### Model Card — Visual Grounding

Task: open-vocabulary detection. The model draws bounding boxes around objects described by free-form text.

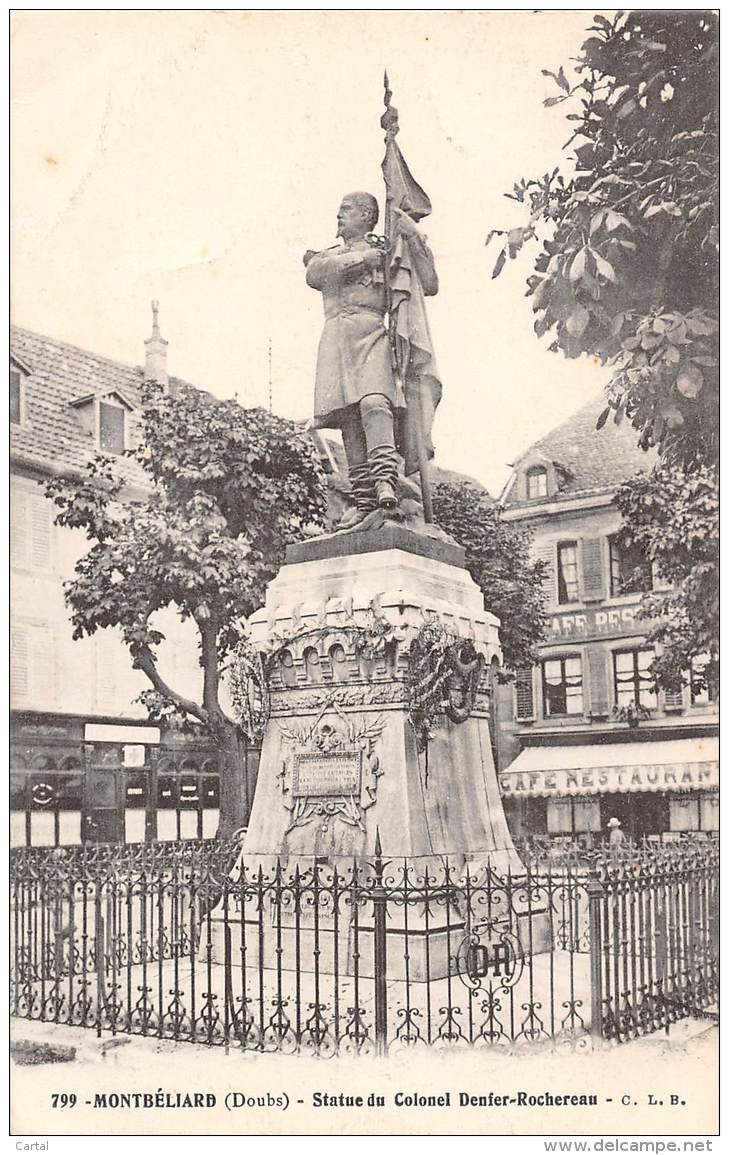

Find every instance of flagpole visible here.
[381,72,434,524]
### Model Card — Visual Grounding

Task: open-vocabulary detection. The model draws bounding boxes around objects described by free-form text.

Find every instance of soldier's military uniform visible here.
[305,238,403,516]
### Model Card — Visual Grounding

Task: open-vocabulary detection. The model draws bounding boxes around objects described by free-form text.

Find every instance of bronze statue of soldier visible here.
[304,191,438,532]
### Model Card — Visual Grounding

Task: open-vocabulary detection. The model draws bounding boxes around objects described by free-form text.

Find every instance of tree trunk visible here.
[134,639,253,841]
[215,717,250,839]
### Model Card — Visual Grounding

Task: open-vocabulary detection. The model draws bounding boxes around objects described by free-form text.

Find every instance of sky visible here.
[10,10,610,496]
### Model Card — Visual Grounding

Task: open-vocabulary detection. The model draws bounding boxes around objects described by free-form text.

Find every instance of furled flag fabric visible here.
[389,234,442,476]
[381,137,432,222]
[381,77,442,476]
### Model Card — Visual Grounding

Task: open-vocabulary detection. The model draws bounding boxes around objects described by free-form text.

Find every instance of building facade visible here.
[10,322,262,847]
[496,396,718,847]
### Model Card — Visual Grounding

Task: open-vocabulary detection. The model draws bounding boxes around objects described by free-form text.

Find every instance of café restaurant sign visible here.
[500,762,718,798]
[547,602,644,641]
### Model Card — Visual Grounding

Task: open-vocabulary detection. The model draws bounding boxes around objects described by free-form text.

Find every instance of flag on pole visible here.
[381,73,432,221]
[381,73,442,485]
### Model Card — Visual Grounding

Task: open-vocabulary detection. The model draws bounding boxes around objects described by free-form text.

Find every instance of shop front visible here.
[500,736,718,846]
[10,711,262,847]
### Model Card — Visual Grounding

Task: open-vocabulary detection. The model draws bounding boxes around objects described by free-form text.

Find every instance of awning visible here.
[500,737,718,798]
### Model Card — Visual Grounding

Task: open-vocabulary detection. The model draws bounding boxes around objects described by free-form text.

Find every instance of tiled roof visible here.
[501,393,657,508]
[10,325,177,486]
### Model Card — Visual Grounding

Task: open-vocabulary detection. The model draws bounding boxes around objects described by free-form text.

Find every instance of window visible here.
[557,542,579,604]
[547,798,572,835]
[701,792,718,832]
[546,798,603,838]
[526,467,548,499]
[10,368,22,425]
[669,796,699,833]
[542,656,583,716]
[609,536,652,597]
[573,799,601,833]
[99,402,125,453]
[613,649,657,709]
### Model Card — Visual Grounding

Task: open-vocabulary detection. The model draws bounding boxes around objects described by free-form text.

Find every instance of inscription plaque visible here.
[293,750,362,798]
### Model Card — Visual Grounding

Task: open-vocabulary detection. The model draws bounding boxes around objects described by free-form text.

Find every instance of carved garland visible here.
[231,609,487,758]
[407,620,485,753]
[229,636,271,743]
[270,682,408,714]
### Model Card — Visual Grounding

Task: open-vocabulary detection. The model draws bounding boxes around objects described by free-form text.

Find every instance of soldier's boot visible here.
[368,445,400,510]
[335,462,378,530]
[359,395,399,511]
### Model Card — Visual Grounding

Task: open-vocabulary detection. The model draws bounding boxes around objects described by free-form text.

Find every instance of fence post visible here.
[587,868,605,1044]
[372,829,388,1057]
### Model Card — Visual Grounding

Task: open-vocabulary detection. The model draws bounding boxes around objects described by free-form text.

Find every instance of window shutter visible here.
[10,369,22,424]
[11,491,28,568]
[31,626,56,705]
[30,496,51,569]
[12,625,55,706]
[580,537,605,601]
[533,544,556,608]
[11,628,29,700]
[586,645,610,716]
[514,667,535,720]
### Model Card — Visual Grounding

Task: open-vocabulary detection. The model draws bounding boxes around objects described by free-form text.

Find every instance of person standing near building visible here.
[607,816,626,855]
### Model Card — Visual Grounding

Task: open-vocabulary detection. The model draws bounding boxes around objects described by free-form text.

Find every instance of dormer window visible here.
[526,466,548,499]
[70,388,134,455]
[99,401,126,454]
[10,354,31,426]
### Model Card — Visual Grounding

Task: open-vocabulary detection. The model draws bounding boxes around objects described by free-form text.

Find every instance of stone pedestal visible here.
[213,527,531,981]
[243,525,521,874]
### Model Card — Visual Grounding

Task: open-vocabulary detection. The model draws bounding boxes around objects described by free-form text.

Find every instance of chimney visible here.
[144,300,173,394]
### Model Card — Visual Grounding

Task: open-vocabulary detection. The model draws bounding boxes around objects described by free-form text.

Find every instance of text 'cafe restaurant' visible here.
[499,736,719,843]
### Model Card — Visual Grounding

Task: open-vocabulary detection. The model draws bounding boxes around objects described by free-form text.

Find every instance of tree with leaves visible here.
[613,462,718,696]
[432,481,547,672]
[488,10,718,692]
[47,382,327,837]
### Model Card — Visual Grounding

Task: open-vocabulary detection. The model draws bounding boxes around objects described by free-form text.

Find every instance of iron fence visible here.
[10,837,718,1056]
[591,840,719,1040]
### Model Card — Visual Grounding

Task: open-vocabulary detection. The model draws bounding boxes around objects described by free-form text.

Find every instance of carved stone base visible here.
[242,531,521,872]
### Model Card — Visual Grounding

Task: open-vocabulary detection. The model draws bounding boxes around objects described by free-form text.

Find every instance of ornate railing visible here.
[9,837,718,1055]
